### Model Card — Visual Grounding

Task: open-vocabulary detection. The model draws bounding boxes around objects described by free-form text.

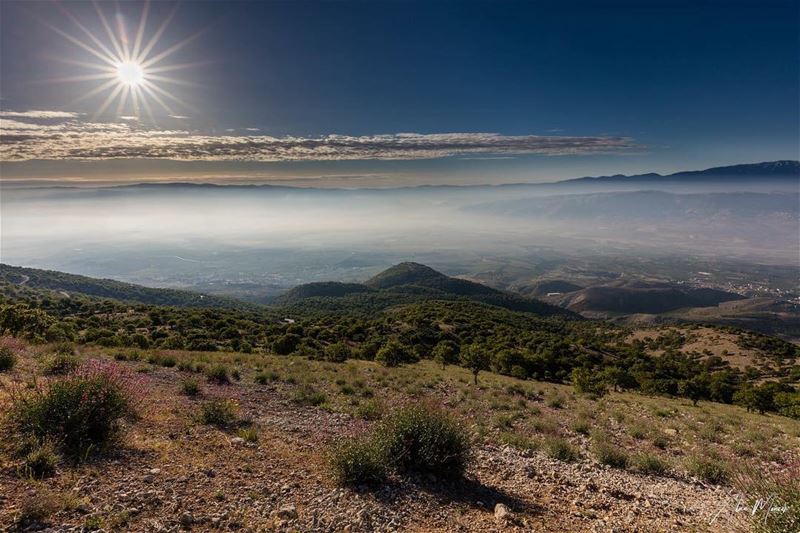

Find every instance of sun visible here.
[116,61,145,87]
[44,2,202,121]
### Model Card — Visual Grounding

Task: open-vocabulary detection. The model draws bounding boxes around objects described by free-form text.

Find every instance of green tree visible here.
[678,374,709,406]
[460,344,490,385]
[324,341,351,363]
[601,366,636,392]
[572,367,608,397]
[432,340,458,369]
[375,339,406,367]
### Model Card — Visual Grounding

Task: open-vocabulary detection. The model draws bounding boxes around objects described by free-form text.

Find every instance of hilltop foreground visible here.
[3,343,798,532]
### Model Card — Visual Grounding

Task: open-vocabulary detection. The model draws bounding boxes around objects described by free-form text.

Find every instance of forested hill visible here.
[0,264,252,310]
[279,262,578,318]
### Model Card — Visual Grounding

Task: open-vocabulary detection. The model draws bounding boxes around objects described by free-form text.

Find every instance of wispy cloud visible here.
[1,112,637,162]
[0,110,81,119]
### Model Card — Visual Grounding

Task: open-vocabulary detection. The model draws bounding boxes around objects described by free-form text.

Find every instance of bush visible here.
[9,360,143,460]
[570,418,591,436]
[378,405,470,478]
[543,436,580,462]
[200,398,238,428]
[52,341,76,356]
[237,426,259,443]
[43,354,80,375]
[687,455,728,485]
[206,364,230,385]
[292,386,327,406]
[254,370,279,384]
[633,453,669,476]
[328,436,388,486]
[22,441,60,479]
[592,433,629,469]
[355,398,384,420]
[0,346,17,372]
[735,455,799,533]
[181,378,200,396]
[546,396,565,409]
[327,404,471,486]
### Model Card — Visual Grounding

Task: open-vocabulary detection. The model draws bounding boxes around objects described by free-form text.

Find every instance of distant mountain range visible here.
[3,161,797,191]
[561,160,799,185]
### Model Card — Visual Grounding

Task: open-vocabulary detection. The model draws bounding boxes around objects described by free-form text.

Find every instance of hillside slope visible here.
[0,264,252,310]
[284,262,578,318]
[550,281,745,314]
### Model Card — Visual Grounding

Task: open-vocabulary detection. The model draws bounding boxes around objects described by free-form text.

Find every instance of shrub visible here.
[237,426,259,443]
[9,360,143,460]
[0,346,17,372]
[22,441,60,479]
[200,398,238,428]
[543,436,579,462]
[570,418,591,436]
[734,455,799,533]
[634,453,669,476]
[497,431,539,452]
[53,341,76,356]
[378,405,471,478]
[546,396,564,409]
[206,364,230,385]
[627,423,647,440]
[328,436,388,486]
[687,455,728,485]
[592,433,629,469]
[43,354,80,375]
[292,386,327,407]
[160,356,177,368]
[17,490,62,528]
[181,378,200,396]
[254,370,279,384]
[356,399,384,420]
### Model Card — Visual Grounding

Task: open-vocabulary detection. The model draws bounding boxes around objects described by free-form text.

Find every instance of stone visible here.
[277,504,298,520]
[494,503,513,523]
[231,437,245,445]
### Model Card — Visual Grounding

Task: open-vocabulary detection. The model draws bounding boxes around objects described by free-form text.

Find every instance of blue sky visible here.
[1,0,797,185]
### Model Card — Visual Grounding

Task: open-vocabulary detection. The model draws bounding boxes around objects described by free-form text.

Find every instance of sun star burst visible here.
[45,1,203,122]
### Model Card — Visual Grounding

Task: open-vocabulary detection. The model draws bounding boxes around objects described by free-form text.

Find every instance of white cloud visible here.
[0,110,81,119]
[0,114,636,162]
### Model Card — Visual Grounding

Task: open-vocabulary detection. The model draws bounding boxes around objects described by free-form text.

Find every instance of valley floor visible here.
[3,346,796,532]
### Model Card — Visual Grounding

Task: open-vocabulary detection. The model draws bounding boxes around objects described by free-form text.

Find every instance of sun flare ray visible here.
[48,2,195,121]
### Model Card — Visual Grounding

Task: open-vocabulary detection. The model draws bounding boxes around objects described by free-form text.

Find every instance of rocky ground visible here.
[1,355,753,533]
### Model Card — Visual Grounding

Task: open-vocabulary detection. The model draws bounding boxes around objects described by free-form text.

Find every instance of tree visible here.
[734,382,778,414]
[601,366,637,392]
[375,339,406,367]
[460,344,490,385]
[572,367,608,397]
[678,374,709,406]
[324,341,351,363]
[432,340,458,369]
